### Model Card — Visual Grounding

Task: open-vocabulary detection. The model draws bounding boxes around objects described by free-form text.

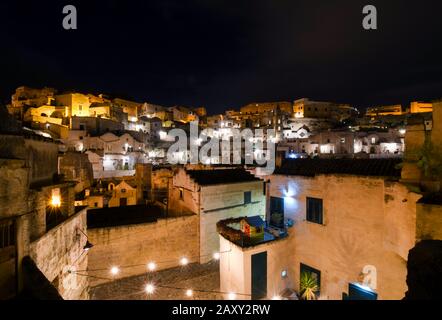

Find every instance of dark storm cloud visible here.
[0,0,442,113]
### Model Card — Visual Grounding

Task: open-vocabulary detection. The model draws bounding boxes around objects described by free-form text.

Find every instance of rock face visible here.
[405,240,442,300]
[0,104,21,133]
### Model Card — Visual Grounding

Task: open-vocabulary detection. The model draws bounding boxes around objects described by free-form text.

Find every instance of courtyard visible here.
[90,261,222,300]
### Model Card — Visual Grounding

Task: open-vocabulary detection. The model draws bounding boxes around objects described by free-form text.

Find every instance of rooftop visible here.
[275,158,402,178]
[186,168,261,186]
[87,205,162,229]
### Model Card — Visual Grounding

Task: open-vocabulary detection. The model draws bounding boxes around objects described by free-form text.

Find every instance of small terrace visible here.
[216,216,288,248]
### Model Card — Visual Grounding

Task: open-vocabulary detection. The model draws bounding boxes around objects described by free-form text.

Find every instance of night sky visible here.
[1,0,442,114]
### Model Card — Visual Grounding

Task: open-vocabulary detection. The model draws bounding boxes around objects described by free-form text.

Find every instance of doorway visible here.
[251,252,267,300]
[120,198,128,206]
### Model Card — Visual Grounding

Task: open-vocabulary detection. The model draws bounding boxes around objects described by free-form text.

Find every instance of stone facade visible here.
[265,173,423,300]
[29,209,89,300]
[169,168,266,263]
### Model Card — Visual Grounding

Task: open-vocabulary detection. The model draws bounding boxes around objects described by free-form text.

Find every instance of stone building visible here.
[79,180,137,209]
[240,102,293,115]
[366,104,404,117]
[170,106,199,123]
[293,98,357,121]
[9,86,57,119]
[409,101,433,114]
[0,128,89,300]
[55,93,91,118]
[279,128,405,159]
[219,157,442,300]
[169,168,266,263]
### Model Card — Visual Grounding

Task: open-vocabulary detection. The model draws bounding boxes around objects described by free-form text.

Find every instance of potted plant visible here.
[300,272,319,300]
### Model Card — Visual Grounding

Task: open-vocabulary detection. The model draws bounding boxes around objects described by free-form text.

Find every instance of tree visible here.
[300,272,319,300]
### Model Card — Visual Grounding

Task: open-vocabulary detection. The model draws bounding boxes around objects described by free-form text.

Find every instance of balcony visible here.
[216,216,288,248]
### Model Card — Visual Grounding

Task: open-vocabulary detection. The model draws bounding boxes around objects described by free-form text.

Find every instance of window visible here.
[244,191,252,205]
[306,197,323,224]
[0,220,15,249]
[270,197,284,228]
[79,105,83,111]
[263,181,267,196]
[340,137,346,143]
[179,188,184,200]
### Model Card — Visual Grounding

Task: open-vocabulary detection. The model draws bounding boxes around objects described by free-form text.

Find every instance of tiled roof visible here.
[275,158,402,178]
[186,169,261,186]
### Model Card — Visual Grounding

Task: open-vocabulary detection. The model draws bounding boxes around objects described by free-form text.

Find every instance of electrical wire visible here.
[73,272,251,299]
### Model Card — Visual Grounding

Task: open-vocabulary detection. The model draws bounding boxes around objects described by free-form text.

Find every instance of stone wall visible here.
[219,235,294,300]
[87,215,199,287]
[200,181,266,263]
[29,209,89,300]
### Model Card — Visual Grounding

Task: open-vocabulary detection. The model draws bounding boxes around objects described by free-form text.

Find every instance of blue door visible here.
[251,252,267,300]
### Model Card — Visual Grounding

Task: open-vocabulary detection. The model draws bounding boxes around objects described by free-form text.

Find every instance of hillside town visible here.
[1,86,441,300]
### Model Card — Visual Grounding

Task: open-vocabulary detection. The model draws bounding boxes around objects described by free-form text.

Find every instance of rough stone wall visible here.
[29,209,89,300]
[59,151,94,193]
[87,215,199,287]
[416,203,442,241]
[24,139,59,187]
[268,174,420,300]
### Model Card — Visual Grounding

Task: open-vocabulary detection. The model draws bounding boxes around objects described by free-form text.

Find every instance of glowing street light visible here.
[147,262,156,272]
[228,292,236,300]
[272,295,282,300]
[213,252,221,260]
[185,289,193,298]
[110,266,120,276]
[180,257,189,266]
[145,283,155,295]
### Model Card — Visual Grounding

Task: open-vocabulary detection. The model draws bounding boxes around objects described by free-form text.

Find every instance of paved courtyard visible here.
[90,261,222,300]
